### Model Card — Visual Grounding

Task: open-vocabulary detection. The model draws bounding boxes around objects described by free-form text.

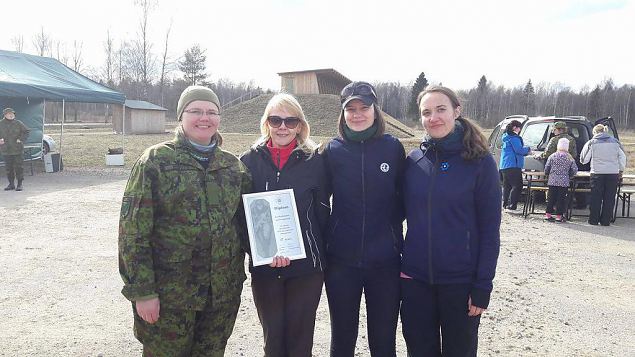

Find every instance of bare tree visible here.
[11,35,24,53]
[158,20,174,107]
[132,0,158,99]
[53,40,69,65]
[102,31,116,86]
[32,27,52,56]
[72,40,84,72]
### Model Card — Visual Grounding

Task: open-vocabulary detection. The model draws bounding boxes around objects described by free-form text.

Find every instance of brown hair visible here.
[418,86,489,161]
[337,103,385,139]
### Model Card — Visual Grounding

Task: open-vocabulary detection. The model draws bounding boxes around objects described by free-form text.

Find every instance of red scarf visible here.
[266,138,297,169]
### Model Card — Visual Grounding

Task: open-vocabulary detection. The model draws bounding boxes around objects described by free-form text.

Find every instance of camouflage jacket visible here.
[118,130,251,310]
[0,118,30,155]
[541,133,576,160]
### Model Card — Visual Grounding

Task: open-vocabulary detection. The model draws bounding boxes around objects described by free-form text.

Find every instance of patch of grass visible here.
[44,127,635,174]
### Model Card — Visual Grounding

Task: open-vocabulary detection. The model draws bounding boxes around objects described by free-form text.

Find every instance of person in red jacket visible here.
[240,93,330,357]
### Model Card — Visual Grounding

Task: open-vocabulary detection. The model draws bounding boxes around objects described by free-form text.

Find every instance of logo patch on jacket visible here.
[120,196,133,219]
[380,162,390,172]
[440,162,450,171]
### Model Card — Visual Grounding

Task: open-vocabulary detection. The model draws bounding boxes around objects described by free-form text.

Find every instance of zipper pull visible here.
[276,171,280,183]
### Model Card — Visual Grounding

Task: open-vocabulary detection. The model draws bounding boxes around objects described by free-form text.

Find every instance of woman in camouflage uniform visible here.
[118,86,251,357]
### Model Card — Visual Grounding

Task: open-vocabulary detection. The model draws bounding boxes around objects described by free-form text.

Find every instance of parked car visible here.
[488,115,618,171]
[42,134,56,155]
[488,115,619,206]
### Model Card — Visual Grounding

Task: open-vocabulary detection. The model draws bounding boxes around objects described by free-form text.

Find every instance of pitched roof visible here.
[125,100,167,111]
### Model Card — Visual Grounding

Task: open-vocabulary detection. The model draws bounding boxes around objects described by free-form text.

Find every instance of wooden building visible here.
[278,68,351,95]
[113,100,167,134]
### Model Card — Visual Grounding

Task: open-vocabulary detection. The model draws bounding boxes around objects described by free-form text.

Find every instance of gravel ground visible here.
[0,171,633,356]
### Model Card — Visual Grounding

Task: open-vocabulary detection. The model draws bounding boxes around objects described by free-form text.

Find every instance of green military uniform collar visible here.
[172,126,234,172]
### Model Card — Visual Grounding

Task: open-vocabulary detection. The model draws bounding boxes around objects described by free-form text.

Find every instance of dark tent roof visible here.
[0,49,125,104]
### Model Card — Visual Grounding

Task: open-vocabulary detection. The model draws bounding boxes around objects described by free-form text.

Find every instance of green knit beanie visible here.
[176,85,221,121]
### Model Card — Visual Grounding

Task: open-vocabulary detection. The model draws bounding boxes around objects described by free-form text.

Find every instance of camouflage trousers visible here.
[133,293,242,357]
[3,154,23,182]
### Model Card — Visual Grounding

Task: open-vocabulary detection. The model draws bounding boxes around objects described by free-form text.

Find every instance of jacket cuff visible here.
[470,287,491,309]
[121,283,157,302]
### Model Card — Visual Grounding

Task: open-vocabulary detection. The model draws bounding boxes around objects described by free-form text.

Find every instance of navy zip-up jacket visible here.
[402,136,501,308]
[323,134,405,268]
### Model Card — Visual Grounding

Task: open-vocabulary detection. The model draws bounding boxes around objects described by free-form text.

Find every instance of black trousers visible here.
[3,154,24,182]
[546,185,568,215]
[589,174,619,225]
[325,261,400,357]
[400,279,480,357]
[251,272,324,357]
[500,168,522,209]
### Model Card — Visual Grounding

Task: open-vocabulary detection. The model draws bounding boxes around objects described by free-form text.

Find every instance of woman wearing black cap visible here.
[323,81,405,356]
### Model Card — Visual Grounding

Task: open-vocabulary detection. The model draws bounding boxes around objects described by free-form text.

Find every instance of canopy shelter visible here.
[0,49,126,167]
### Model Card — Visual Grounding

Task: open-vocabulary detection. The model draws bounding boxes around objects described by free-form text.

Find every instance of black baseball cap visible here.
[341,81,378,108]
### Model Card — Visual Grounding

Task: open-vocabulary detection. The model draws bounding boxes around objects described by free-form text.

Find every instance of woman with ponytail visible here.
[400,86,501,356]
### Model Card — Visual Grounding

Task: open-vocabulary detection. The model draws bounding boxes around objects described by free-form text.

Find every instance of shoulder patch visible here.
[120,196,133,220]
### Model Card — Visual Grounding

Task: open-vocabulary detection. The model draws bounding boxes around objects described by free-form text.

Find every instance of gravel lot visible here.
[0,170,633,356]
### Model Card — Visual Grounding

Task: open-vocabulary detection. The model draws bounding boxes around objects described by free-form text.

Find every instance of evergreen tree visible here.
[475,75,488,122]
[408,72,429,121]
[587,85,601,119]
[522,79,535,115]
[178,44,207,85]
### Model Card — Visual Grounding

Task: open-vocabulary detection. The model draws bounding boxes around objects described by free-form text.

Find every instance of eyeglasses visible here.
[184,109,220,118]
[267,116,300,129]
[341,82,377,104]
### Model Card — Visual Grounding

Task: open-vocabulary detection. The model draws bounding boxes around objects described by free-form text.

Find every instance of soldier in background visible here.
[118,86,251,356]
[539,121,577,160]
[0,108,30,191]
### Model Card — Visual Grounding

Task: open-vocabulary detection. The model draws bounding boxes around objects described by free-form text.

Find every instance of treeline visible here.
[374,74,635,129]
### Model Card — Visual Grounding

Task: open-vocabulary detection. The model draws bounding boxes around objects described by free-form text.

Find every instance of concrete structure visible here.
[278,68,351,95]
[113,100,167,134]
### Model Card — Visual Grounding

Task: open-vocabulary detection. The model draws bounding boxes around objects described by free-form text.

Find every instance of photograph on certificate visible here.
[242,189,306,266]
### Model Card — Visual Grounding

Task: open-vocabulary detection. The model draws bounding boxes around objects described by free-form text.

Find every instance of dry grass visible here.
[44,127,635,173]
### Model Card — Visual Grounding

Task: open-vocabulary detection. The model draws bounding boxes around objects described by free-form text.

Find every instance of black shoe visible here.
[4,183,15,191]
[588,220,599,226]
[600,222,610,226]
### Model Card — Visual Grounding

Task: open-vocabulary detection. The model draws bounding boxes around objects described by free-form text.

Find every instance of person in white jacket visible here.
[580,124,627,226]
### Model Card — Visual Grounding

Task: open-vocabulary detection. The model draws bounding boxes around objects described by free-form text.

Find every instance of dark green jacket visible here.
[541,133,576,159]
[118,129,251,310]
[0,118,30,155]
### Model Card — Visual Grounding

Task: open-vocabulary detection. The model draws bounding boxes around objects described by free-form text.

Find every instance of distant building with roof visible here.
[278,68,351,95]
[113,100,167,134]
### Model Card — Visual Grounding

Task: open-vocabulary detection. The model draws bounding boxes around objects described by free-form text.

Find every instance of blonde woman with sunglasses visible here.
[240,93,330,357]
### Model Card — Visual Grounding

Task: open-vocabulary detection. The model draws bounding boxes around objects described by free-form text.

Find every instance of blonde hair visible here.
[592,124,607,135]
[252,93,318,154]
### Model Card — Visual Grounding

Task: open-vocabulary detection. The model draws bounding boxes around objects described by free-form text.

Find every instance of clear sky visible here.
[1,0,633,91]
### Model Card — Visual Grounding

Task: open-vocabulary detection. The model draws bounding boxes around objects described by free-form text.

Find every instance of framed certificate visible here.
[242,189,306,266]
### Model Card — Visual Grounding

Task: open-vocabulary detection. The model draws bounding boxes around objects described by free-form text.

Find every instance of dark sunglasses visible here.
[267,116,300,129]
[341,82,377,103]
